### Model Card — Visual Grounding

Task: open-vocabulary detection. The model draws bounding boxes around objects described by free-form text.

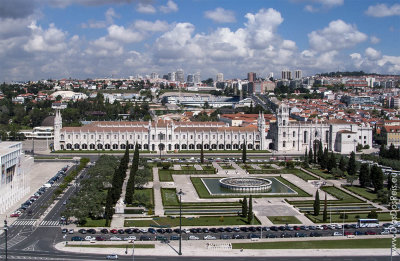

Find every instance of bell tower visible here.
[52,103,66,151]
[276,103,289,127]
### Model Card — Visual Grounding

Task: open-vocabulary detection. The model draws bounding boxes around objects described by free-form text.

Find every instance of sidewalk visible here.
[152,167,164,216]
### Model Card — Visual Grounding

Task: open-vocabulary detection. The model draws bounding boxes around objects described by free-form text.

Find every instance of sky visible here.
[0,0,399,81]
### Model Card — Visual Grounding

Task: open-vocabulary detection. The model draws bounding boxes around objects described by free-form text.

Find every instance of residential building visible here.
[281,70,292,80]
[248,72,256,82]
[294,70,302,80]
[216,73,224,82]
[176,69,184,83]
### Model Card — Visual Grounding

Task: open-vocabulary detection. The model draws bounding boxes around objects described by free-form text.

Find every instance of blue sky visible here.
[0,0,399,81]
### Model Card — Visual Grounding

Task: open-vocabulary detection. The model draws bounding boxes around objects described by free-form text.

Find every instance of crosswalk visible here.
[11,219,37,226]
[0,235,27,250]
[39,220,60,227]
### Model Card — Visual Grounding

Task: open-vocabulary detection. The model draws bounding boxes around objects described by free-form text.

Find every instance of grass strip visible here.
[306,212,392,223]
[343,186,378,201]
[232,238,399,249]
[268,216,301,224]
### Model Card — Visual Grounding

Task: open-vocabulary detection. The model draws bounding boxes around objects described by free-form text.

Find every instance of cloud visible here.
[204,8,236,23]
[302,0,343,12]
[308,19,367,52]
[0,0,36,19]
[24,22,68,52]
[365,47,381,60]
[46,0,137,8]
[159,0,178,13]
[136,3,156,14]
[370,36,380,44]
[365,3,400,17]
[107,24,144,43]
[81,8,119,29]
[133,20,169,32]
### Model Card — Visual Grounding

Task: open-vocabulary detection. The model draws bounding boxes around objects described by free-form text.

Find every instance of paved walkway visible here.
[152,167,164,216]
[55,235,393,257]
[194,164,203,170]
[231,162,247,175]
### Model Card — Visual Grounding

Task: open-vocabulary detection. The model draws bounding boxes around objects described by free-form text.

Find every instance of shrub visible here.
[161,162,171,170]
[339,213,348,219]
[219,216,224,222]
[367,210,378,219]
[363,144,370,149]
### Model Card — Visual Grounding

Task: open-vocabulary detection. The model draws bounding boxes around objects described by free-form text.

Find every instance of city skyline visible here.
[0,0,399,81]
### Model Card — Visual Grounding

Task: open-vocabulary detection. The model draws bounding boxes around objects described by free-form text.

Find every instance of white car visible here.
[109,236,122,241]
[139,228,147,233]
[106,254,118,260]
[182,229,190,234]
[188,235,199,240]
[204,235,216,240]
[316,225,324,230]
[85,236,95,241]
[124,236,136,241]
[68,229,74,234]
[333,232,343,236]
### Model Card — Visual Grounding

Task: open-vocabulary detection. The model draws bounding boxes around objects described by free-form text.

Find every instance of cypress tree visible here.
[339,156,346,172]
[317,140,323,164]
[313,141,317,163]
[322,193,328,222]
[359,163,370,188]
[304,147,308,162]
[347,151,356,176]
[242,143,247,164]
[371,165,384,192]
[388,173,393,190]
[379,144,386,158]
[200,144,204,164]
[313,190,320,216]
[242,196,248,218]
[248,195,253,224]
[308,147,313,164]
[320,147,328,170]
[327,152,336,173]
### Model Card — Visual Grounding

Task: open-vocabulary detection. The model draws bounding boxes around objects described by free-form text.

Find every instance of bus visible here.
[358,219,380,228]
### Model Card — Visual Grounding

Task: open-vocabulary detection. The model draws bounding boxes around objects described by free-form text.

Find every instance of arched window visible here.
[233,144,238,149]
[189,144,195,150]
[174,144,180,150]
[105,144,110,150]
[97,144,103,150]
[219,144,224,150]
[283,141,286,147]
[60,145,65,150]
[283,132,286,138]
[168,144,172,150]
[304,131,308,143]
[74,144,80,149]
[204,144,210,149]
[211,144,217,149]
[143,144,148,150]
[293,131,296,137]
[120,144,126,150]
[60,134,64,140]
[283,120,286,126]
[293,141,295,147]
[82,144,87,150]
[196,144,202,149]
[129,144,134,149]
[255,145,260,150]
[182,144,187,149]
[112,144,118,150]
[226,144,231,149]
[89,144,95,150]
[315,131,318,137]
[248,144,253,149]
[66,144,72,149]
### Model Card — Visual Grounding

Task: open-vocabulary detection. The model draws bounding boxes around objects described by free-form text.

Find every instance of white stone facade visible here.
[0,142,32,214]
[269,103,373,154]
[54,110,268,151]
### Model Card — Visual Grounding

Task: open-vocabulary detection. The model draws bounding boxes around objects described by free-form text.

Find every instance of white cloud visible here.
[107,24,143,43]
[370,36,380,44]
[134,20,169,32]
[365,47,381,60]
[204,8,236,23]
[24,22,67,52]
[308,19,367,52]
[365,3,400,17]
[303,0,343,12]
[81,8,118,29]
[159,0,178,13]
[136,3,156,14]
[47,0,137,8]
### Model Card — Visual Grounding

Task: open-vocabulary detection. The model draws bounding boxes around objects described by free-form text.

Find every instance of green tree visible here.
[248,195,253,224]
[320,147,328,170]
[317,140,323,164]
[327,152,336,173]
[347,151,357,176]
[359,163,370,188]
[242,143,247,164]
[200,145,204,164]
[308,147,313,164]
[367,210,378,219]
[313,190,320,216]
[322,193,328,222]
[370,165,384,192]
[338,156,347,172]
[242,196,248,218]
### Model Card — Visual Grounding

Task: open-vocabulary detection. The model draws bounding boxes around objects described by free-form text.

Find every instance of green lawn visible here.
[124,215,260,227]
[306,168,334,179]
[180,165,197,171]
[343,186,378,201]
[268,216,301,224]
[79,218,108,227]
[158,169,215,175]
[127,188,154,208]
[220,164,235,170]
[67,244,154,248]
[288,169,319,181]
[158,172,173,182]
[161,188,179,206]
[232,238,399,249]
[321,186,364,203]
[306,212,392,223]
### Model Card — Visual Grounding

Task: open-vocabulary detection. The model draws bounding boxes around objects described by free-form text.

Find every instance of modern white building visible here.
[53,109,268,151]
[0,142,32,214]
[268,103,373,154]
[216,73,224,82]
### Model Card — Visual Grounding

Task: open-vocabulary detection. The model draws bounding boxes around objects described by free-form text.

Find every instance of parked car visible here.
[109,236,122,241]
[233,234,244,239]
[78,229,87,234]
[140,235,152,241]
[95,236,106,241]
[248,234,261,239]
[71,236,84,241]
[333,232,343,236]
[69,229,74,234]
[62,229,68,234]
[106,254,118,260]
[188,235,200,240]
[85,236,95,241]
[170,235,180,240]
[204,235,216,240]
[110,229,118,234]
[100,229,109,234]
[220,234,231,240]
[87,229,96,234]
[365,231,377,235]
[124,236,136,241]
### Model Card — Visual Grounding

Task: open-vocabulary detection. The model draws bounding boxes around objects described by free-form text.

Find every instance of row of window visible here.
[62,133,261,141]
[282,141,296,148]
[63,143,260,150]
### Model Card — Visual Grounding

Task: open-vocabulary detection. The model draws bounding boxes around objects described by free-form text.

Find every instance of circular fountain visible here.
[218,177,272,192]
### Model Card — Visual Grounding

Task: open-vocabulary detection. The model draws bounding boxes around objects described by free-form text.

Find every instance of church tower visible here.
[53,108,62,151]
[274,103,290,151]
[276,103,289,127]
[257,111,266,149]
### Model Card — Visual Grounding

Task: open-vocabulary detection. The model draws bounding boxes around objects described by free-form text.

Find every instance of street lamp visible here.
[4,220,8,261]
[177,189,184,256]
[132,239,135,261]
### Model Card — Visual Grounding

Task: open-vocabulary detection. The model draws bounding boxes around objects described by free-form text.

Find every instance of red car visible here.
[365,231,377,235]
[344,231,354,236]
[10,213,20,217]
[110,229,118,234]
